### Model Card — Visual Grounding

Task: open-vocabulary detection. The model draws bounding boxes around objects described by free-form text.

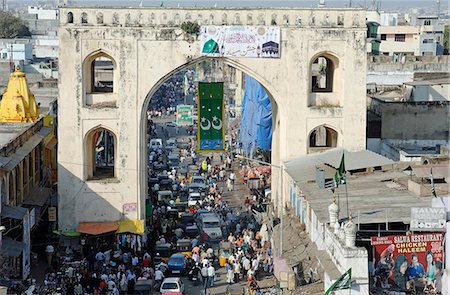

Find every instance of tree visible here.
[0,11,31,38]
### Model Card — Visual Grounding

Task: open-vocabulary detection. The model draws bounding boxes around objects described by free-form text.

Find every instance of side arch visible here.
[307,124,341,154]
[82,50,118,106]
[83,125,118,180]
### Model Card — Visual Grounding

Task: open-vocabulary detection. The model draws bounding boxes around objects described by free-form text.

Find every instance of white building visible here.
[27,6,59,20]
[0,44,33,62]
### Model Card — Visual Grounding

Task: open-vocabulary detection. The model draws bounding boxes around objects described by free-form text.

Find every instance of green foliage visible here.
[180,21,200,35]
[0,11,31,38]
[444,25,450,49]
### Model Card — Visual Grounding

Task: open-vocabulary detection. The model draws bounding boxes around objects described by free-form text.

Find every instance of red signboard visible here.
[371,233,444,293]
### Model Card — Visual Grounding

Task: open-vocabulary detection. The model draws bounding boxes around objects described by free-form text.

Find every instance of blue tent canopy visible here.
[239,74,272,155]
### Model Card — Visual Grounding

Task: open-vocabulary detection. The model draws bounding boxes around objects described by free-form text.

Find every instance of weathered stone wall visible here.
[57,7,367,230]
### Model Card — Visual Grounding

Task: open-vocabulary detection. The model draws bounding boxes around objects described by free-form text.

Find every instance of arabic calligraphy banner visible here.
[200,26,280,58]
[197,82,225,151]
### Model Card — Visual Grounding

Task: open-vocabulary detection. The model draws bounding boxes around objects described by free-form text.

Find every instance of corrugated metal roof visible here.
[284,148,394,182]
[1,205,28,220]
[0,127,51,171]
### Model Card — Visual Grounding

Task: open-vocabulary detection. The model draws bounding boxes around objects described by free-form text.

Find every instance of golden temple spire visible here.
[0,67,38,122]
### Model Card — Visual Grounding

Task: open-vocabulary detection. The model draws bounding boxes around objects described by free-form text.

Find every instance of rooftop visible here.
[0,122,36,150]
[283,148,395,182]
[300,170,432,225]
[404,78,450,86]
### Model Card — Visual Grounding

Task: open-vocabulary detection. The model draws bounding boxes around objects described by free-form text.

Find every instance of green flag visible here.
[324,268,352,295]
[338,152,346,184]
[334,171,339,188]
[197,82,225,151]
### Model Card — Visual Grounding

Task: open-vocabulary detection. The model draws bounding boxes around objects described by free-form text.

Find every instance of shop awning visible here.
[53,230,81,237]
[116,220,144,235]
[0,238,23,257]
[76,221,119,235]
[1,205,28,220]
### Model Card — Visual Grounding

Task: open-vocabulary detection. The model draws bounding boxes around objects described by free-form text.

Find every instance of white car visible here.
[160,277,185,294]
[188,192,203,207]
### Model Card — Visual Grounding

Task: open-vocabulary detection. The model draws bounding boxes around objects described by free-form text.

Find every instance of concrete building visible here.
[0,69,57,281]
[280,148,448,294]
[367,78,449,161]
[27,6,59,20]
[57,7,367,237]
[0,44,33,63]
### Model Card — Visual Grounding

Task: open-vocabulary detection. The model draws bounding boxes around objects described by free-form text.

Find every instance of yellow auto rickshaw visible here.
[155,243,172,263]
[176,239,192,258]
[218,241,233,267]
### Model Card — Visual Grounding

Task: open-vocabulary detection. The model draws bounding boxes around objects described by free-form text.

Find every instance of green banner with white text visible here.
[197,82,225,152]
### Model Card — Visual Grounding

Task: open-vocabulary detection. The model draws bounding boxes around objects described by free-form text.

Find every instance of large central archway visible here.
[138,57,282,220]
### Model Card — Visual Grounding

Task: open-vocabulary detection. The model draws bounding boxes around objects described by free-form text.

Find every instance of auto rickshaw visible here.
[176,239,192,258]
[218,241,233,267]
[155,243,172,264]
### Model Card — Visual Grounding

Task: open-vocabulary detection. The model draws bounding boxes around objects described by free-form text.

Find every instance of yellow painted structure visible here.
[0,67,38,122]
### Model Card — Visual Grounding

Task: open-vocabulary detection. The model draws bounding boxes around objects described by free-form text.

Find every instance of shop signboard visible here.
[123,202,137,213]
[197,82,225,151]
[410,207,446,231]
[48,207,56,221]
[371,233,444,292]
[176,105,194,126]
[200,26,280,58]
[22,210,31,279]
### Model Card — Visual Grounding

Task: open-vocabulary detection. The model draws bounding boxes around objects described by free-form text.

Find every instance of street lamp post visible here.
[235,154,284,256]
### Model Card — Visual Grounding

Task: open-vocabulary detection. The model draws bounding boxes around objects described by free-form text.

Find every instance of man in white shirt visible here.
[207,264,216,287]
[154,269,165,283]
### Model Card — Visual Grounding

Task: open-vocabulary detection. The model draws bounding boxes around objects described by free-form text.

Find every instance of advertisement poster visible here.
[200,26,280,58]
[22,210,31,280]
[371,233,444,292]
[176,105,194,126]
[197,82,225,151]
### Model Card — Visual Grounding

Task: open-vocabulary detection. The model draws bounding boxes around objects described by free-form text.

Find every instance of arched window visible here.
[87,54,114,94]
[81,12,88,24]
[86,128,116,180]
[67,12,74,24]
[308,125,338,153]
[96,12,103,24]
[311,55,335,93]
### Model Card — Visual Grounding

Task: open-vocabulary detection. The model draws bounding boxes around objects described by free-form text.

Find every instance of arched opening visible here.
[311,56,334,92]
[85,128,117,180]
[96,12,104,24]
[308,125,338,153]
[67,12,74,24]
[83,51,116,106]
[309,53,340,107]
[140,57,278,219]
[81,12,88,24]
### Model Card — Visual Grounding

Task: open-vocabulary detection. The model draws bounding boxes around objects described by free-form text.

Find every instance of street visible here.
[148,116,276,295]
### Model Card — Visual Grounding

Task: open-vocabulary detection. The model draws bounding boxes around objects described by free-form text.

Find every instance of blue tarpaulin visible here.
[239,74,272,155]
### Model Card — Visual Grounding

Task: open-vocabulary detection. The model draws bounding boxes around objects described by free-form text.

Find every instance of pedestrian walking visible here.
[201,264,208,290]
[45,244,54,267]
[226,262,234,284]
[207,263,215,288]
